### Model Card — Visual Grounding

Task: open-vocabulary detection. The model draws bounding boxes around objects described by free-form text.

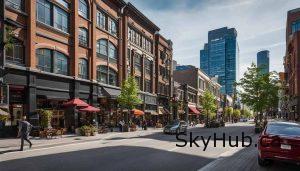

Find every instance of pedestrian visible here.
[17,115,33,151]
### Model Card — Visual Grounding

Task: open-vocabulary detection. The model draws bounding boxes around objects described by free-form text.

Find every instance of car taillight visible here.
[260,137,273,147]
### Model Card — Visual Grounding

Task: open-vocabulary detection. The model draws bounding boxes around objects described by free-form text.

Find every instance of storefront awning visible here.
[132,109,144,116]
[188,105,200,115]
[79,105,100,112]
[102,87,121,99]
[63,98,89,107]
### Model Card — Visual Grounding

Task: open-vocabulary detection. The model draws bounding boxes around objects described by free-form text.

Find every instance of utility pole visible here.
[183,84,189,124]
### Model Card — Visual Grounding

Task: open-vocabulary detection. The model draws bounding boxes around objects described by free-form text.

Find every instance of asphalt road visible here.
[0,122,299,171]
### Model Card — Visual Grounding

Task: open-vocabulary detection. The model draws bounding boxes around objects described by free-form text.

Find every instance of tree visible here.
[241,109,252,118]
[117,76,142,123]
[232,109,241,120]
[237,63,279,126]
[202,90,217,126]
[225,106,233,122]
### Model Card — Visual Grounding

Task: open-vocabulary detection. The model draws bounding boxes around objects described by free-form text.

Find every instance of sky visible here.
[126,0,300,79]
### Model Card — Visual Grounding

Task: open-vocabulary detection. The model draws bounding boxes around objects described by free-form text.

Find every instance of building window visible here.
[109,68,117,86]
[56,0,69,9]
[78,58,88,79]
[78,0,88,19]
[128,26,152,53]
[5,0,24,11]
[36,49,69,76]
[109,19,117,36]
[144,80,151,93]
[292,20,300,34]
[97,39,118,63]
[36,49,52,72]
[97,11,106,29]
[37,0,51,25]
[135,76,141,90]
[97,39,108,57]
[37,0,69,33]
[5,39,24,65]
[145,58,152,75]
[54,51,68,75]
[79,27,88,47]
[54,6,69,33]
[108,42,117,61]
[135,53,142,72]
[97,66,117,86]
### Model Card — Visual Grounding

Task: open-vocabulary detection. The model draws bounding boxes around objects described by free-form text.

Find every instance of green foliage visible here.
[39,109,53,129]
[232,109,241,119]
[237,63,279,123]
[79,125,97,136]
[117,76,142,110]
[0,115,8,122]
[202,90,217,125]
[241,109,252,118]
[4,26,15,50]
[225,107,233,118]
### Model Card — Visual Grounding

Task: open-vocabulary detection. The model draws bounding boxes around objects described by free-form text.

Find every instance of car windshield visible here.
[169,121,179,126]
[266,123,300,136]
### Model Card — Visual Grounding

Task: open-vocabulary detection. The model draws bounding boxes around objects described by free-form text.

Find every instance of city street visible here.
[0,122,299,171]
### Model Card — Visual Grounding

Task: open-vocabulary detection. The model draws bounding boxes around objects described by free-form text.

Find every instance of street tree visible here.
[225,106,233,122]
[237,63,279,126]
[117,76,142,123]
[232,109,241,121]
[202,90,217,126]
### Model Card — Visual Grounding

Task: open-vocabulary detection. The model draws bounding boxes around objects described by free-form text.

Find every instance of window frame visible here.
[5,39,25,65]
[5,0,24,11]
[78,0,89,19]
[79,27,88,47]
[78,58,88,79]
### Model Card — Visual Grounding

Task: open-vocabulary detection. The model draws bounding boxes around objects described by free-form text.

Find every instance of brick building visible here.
[0,0,173,133]
[284,8,300,121]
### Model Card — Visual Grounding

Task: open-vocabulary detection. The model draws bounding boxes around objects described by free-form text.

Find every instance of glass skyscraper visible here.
[200,27,239,95]
[257,50,270,75]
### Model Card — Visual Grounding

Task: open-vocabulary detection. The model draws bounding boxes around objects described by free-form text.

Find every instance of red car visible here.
[258,121,300,166]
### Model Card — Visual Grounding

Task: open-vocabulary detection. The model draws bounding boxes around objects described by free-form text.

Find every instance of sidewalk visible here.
[0,127,163,154]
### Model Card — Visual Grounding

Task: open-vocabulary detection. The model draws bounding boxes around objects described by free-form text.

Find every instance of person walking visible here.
[18,115,33,151]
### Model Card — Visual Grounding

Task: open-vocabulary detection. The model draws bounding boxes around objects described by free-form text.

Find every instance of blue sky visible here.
[126,0,300,79]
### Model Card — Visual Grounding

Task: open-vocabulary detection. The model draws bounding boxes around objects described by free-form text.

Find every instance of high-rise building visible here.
[257,50,270,74]
[200,27,239,95]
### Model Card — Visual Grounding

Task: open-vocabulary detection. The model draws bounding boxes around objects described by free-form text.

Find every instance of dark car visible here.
[163,121,187,134]
[258,121,300,166]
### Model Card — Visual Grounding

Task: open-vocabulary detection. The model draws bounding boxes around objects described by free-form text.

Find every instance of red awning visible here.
[132,109,144,116]
[79,105,100,112]
[63,98,89,107]
[188,106,200,115]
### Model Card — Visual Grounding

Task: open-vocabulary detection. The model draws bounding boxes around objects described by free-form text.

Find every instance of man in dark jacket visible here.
[18,116,33,151]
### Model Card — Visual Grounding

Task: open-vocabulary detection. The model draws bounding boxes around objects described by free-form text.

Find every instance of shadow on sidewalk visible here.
[0,149,20,154]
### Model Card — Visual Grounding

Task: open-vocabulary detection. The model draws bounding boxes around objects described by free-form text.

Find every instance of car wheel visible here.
[258,155,271,167]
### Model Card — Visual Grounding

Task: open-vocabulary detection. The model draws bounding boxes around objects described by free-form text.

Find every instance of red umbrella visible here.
[63,98,89,107]
[79,105,100,112]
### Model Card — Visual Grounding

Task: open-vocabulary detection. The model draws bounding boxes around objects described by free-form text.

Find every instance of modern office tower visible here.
[200,27,239,95]
[257,50,270,74]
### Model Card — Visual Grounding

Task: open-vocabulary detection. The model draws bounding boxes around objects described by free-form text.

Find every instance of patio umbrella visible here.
[79,105,100,112]
[62,98,89,107]
[132,109,144,116]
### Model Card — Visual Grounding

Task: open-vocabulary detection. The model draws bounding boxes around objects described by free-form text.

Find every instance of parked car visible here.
[163,121,187,134]
[240,118,248,122]
[258,121,300,166]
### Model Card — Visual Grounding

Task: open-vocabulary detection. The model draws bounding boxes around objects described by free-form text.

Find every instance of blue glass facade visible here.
[200,27,238,95]
[257,50,269,75]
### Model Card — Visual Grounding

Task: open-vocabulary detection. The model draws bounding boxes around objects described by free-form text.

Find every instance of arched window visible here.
[5,38,24,65]
[96,39,117,62]
[97,65,108,84]
[108,42,117,60]
[97,39,107,57]
[54,51,68,75]
[78,58,88,79]
[36,49,69,76]
[79,27,88,46]
[96,66,117,86]
[36,49,52,72]
[78,0,88,19]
